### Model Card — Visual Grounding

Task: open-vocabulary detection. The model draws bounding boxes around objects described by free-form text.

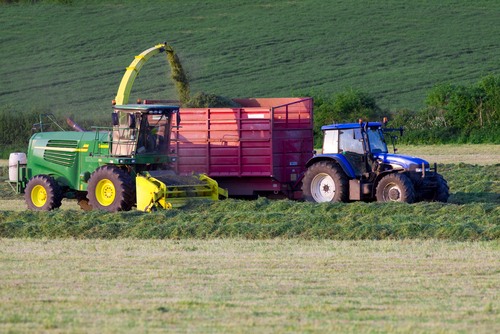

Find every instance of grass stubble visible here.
[0,239,498,333]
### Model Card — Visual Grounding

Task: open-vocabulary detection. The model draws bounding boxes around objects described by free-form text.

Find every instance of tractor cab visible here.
[321,122,390,176]
[111,104,179,158]
[322,122,389,156]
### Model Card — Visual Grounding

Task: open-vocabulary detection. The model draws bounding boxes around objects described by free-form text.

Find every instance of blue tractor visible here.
[302,120,449,203]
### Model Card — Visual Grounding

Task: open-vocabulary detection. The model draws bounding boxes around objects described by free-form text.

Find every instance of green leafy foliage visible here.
[298,89,384,147]
[390,75,500,144]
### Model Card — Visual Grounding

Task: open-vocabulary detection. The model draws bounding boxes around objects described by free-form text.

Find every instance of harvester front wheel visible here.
[25,175,63,211]
[302,162,348,203]
[87,166,135,212]
[376,173,415,203]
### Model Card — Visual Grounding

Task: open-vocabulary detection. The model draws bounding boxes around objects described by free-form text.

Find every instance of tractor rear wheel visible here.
[376,173,415,203]
[87,166,135,212]
[302,162,348,203]
[25,175,63,211]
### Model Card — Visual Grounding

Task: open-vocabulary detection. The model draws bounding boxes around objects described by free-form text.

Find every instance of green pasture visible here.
[0,0,499,119]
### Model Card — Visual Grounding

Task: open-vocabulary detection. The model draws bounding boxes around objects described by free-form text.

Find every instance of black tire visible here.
[87,166,135,212]
[302,161,348,203]
[376,173,415,203]
[75,192,93,211]
[24,175,63,211]
[433,174,450,202]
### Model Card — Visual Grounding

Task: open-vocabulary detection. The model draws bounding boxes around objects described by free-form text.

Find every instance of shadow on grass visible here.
[450,192,500,205]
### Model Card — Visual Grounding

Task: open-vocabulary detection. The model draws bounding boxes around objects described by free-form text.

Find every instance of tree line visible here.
[1,75,498,158]
[308,74,499,146]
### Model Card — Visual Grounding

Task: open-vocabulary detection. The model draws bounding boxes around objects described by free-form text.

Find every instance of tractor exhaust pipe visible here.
[66,117,86,132]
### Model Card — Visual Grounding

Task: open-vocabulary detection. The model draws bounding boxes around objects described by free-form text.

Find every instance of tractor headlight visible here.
[415,167,430,173]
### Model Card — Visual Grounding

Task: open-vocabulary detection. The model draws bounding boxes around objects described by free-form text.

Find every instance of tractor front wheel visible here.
[302,162,348,203]
[376,173,415,203]
[432,174,450,202]
[87,166,135,212]
[25,175,63,211]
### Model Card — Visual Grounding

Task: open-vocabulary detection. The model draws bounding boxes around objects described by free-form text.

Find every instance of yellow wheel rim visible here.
[95,179,116,207]
[31,185,47,208]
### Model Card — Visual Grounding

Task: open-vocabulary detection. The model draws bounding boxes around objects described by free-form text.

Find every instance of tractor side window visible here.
[323,130,338,154]
[339,129,364,154]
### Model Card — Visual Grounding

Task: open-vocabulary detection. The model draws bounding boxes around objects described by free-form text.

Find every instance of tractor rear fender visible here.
[305,154,356,179]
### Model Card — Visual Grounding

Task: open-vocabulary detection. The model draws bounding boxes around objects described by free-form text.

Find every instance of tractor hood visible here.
[373,153,429,170]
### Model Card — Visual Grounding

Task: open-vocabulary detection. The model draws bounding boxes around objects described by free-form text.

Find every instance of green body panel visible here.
[25,129,171,193]
[26,131,109,191]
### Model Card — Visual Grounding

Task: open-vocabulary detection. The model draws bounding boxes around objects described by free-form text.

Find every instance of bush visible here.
[297,89,385,147]
[0,106,109,158]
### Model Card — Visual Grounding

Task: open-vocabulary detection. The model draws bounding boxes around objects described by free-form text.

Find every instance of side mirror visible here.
[176,111,181,126]
[112,113,119,126]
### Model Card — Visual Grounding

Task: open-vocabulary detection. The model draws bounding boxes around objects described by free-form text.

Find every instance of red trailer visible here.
[168,98,314,198]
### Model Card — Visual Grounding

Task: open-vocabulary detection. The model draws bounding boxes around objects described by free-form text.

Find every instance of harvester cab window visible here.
[111,111,138,156]
[137,115,161,154]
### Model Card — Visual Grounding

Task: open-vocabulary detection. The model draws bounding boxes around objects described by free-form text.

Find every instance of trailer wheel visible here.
[302,162,348,203]
[25,175,63,211]
[87,166,135,212]
[376,173,415,203]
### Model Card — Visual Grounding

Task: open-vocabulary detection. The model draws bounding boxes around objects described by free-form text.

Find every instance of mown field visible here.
[0,146,499,332]
[1,239,498,333]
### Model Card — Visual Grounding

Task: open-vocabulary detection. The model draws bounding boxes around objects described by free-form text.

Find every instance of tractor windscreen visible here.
[367,128,388,153]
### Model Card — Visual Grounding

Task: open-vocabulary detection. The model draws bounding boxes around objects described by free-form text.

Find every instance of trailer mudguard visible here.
[305,154,357,179]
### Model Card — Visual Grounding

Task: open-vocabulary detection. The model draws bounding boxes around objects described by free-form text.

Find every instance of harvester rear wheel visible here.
[87,166,135,212]
[376,173,415,203]
[302,162,348,203]
[25,175,63,211]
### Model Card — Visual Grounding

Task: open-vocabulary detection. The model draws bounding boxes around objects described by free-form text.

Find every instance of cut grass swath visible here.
[0,199,498,240]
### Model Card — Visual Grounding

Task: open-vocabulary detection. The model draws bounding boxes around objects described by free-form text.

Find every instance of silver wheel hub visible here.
[385,184,401,201]
[311,173,336,202]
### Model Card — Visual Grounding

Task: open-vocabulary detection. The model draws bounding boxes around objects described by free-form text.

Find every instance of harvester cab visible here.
[302,120,449,203]
[110,104,177,159]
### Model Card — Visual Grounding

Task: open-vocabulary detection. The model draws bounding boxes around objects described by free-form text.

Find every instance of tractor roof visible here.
[321,122,382,131]
[113,104,179,114]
